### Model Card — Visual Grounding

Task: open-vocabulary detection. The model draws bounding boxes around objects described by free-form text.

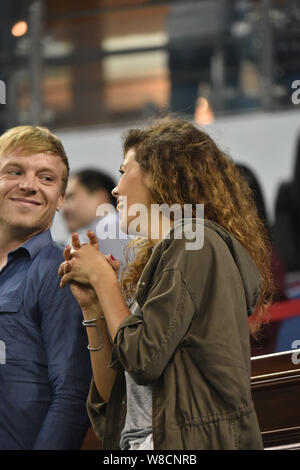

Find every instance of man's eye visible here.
[118,170,124,175]
[40,175,53,182]
[8,170,22,176]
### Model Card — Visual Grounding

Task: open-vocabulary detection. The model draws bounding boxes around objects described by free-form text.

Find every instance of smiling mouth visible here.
[10,198,42,206]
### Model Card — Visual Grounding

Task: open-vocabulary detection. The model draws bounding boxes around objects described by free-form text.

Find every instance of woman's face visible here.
[112,148,150,236]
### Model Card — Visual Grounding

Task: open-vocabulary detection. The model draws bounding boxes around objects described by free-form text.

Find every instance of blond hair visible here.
[0,125,69,193]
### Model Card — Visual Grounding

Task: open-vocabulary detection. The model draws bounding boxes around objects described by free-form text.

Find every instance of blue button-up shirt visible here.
[0,230,92,449]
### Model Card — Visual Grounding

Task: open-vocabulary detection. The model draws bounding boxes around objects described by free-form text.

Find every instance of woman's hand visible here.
[58,231,121,309]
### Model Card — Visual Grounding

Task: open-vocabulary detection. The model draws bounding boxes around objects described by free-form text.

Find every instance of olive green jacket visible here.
[87,219,264,450]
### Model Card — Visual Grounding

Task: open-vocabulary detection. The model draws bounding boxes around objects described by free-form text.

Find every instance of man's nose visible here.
[18,175,38,193]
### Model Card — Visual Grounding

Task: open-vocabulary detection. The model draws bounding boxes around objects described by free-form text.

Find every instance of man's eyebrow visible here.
[37,167,57,175]
[1,161,56,174]
[1,161,24,168]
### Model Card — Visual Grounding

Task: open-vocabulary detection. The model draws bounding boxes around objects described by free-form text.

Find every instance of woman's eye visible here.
[118,170,124,175]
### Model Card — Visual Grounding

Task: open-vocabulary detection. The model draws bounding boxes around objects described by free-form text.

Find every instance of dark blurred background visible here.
[0,0,299,131]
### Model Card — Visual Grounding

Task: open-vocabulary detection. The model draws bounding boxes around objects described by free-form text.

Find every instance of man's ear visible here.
[56,193,65,212]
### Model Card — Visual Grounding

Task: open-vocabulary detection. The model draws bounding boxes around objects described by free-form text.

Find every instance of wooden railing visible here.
[251,350,300,449]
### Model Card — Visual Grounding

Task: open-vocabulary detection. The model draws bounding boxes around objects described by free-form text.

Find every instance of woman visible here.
[58,117,273,450]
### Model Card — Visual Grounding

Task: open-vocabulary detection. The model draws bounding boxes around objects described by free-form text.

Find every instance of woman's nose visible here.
[111,186,119,198]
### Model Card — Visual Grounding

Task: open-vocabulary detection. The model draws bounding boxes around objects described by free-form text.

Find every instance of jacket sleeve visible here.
[111,267,196,385]
[86,378,107,442]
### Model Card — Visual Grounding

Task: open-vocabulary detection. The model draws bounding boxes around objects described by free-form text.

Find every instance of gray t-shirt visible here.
[119,300,153,450]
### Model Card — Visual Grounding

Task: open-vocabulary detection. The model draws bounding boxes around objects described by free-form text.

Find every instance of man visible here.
[63,169,130,268]
[0,125,92,449]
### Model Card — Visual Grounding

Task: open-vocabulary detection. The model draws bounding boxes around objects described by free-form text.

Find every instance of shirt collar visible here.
[8,229,53,260]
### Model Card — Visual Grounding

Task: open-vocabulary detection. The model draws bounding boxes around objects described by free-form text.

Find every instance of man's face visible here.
[0,150,65,236]
[63,177,108,233]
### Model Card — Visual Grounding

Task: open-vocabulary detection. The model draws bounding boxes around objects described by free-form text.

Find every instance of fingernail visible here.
[110,254,116,261]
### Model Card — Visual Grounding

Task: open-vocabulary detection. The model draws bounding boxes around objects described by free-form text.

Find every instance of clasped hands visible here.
[58,230,120,293]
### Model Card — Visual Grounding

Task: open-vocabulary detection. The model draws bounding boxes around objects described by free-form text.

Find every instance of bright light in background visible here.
[194,97,214,125]
[11,21,28,38]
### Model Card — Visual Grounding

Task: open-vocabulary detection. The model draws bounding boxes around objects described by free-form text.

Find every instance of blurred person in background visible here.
[0,125,92,449]
[273,135,300,273]
[236,164,286,357]
[236,163,286,300]
[273,135,300,299]
[62,169,130,273]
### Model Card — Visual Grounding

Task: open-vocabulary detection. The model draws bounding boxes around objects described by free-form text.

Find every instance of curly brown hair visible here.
[120,117,274,337]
